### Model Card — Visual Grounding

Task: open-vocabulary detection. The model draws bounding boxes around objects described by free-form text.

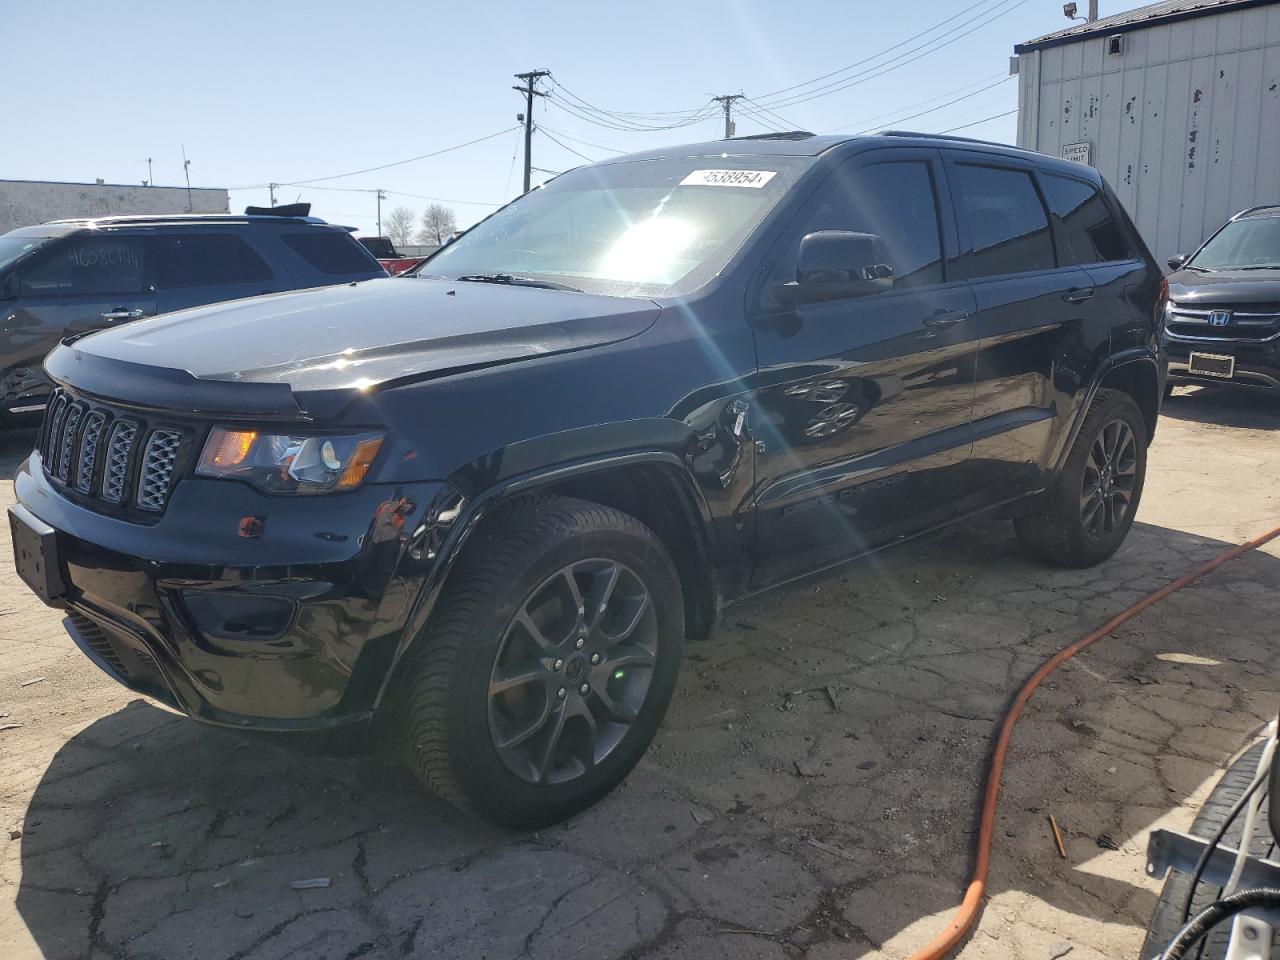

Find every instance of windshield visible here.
[0,233,56,273]
[418,158,804,297]
[1190,216,1280,270]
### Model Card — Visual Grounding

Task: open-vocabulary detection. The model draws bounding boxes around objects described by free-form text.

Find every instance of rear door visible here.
[150,233,278,313]
[4,233,157,384]
[748,148,981,588]
[943,153,1093,510]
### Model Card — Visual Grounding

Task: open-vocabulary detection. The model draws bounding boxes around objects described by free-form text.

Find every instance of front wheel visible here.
[1015,388,1148,568]
[397,495,684,827]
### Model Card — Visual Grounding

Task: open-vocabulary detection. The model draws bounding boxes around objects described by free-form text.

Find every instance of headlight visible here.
[196,427,384,494]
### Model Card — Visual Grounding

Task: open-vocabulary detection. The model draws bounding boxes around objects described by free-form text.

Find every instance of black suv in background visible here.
[9,132,1162,826]
[1164,205,1280,394]
[0,212,385,417]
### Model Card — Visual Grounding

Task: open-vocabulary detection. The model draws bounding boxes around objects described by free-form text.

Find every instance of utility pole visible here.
[513,69,550,194]
[713,94,744,139]
[268,183,278,207]
[1088,0,1099,20]
[376,189,386,237]
[146,157,153,187]
[181,144,193,212]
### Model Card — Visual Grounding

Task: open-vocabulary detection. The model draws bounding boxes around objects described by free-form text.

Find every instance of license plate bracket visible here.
[1188,351,1236,379]
[9,504,66,603]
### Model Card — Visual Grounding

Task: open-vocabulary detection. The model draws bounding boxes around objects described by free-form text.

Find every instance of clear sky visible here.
[4,0,1078,236]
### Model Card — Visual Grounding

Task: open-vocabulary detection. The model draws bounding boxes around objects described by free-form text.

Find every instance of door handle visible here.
[100,308,145,321]
[1062,287,1096,304]
[923,309,971,328]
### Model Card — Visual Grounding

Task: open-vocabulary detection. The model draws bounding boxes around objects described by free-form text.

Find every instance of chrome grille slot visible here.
[136,429,183,512]
[57,402,84,481]
[75,412,106,494]
[43,392,68,464]
[37,389,190,518]
[101,420,139,504]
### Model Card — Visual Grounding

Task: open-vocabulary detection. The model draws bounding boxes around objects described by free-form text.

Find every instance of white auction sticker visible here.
[679,169,777,188]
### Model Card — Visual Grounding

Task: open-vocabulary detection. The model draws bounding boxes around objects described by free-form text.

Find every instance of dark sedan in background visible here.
[1164,205,1280,394]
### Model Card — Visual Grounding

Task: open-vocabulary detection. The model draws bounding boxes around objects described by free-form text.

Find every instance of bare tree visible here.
[383,206,417,246]
[418,204,457,246]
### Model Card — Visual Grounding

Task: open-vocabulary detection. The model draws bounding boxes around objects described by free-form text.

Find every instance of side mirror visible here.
[778,231,894,304]
[1167,254,1188,271]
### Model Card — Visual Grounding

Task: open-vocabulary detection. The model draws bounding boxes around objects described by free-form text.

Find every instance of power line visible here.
[757,0,1030,111]
[537,125,626,154]
[228,126,520,190]
[938,108,1018,133]
[238,180,501,207]
[752,0,1009,104]
[539,127,596,164]
[741,97,800,132]
[820,74,1015,134]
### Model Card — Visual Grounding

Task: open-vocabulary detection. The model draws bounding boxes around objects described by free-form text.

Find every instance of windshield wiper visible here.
[1236,264,1280,271]
[453,273,583,293]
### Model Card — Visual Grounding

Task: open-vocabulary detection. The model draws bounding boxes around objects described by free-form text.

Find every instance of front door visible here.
[2,234,157,406]
[748,150,982,589]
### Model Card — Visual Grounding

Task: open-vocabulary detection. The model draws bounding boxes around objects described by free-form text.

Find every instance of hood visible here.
[53,277,661,417]
[1168,267,1280,305]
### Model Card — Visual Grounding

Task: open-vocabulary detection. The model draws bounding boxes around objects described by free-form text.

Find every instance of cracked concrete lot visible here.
[2,386,1280,960]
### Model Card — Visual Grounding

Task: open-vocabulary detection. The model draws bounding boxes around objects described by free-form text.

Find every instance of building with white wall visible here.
[1013,0,1280,265]
[0,180,229,235]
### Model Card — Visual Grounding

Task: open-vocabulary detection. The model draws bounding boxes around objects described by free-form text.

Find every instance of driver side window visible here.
[769,159,945,299]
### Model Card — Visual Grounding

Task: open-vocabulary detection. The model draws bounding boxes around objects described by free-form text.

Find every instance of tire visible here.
[397,494,684,828]
[1141,742,1273,960]
[1015,388,1148,568]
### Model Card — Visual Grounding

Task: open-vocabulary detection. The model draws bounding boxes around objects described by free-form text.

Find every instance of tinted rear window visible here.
[283,233,377,275]
[154,235,272,288]
[952,164,1054,279]
[1040,174,1132,264]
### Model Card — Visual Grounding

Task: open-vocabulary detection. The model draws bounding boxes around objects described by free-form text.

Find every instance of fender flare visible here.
[1051,348,1161,475]
[372,449,717,712]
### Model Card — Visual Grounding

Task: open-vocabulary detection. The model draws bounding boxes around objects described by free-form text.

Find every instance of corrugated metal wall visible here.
[1017,3,1280,266]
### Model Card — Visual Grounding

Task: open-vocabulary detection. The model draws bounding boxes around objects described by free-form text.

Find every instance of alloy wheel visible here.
[487,558,658,785]
[1080,417,1137,541]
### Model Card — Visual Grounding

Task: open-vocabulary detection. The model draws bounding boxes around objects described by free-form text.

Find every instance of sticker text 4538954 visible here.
[679,169,777,189]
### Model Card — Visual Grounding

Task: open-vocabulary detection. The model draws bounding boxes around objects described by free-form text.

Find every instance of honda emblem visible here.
[1208,310,1232,326]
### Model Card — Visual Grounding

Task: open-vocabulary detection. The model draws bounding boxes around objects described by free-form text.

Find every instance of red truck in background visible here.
[357,237,430,276]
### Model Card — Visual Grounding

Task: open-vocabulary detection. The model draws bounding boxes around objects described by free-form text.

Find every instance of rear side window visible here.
[771,159,945,291]
[18,236,148,297]
[282,232,376,275]
[952,164,1054,279]
[154,235,272,289]
[1039,173,1132,264]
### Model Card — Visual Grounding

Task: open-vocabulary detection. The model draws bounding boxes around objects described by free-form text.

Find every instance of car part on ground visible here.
[9,130,1163,825]
[907,522,1280,960]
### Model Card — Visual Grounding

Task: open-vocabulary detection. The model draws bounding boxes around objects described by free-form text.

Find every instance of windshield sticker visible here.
[679,169,777,189]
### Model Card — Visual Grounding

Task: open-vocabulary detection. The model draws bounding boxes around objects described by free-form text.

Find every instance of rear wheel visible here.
[397,495,683,827]
[1015,389,1148,568]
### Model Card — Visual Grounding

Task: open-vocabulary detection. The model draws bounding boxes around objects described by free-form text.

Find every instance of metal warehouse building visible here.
[1013,0,1280,266]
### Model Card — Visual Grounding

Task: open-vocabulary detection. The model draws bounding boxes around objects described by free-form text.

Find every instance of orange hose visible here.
[909,523,1280,960]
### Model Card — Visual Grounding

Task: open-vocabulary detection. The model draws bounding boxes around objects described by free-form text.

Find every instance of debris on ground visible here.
[691,810,713,825]
[8,830,20,841]
[289,877,331,889]
[1048,814,1067,859]
[1096,834,1121,851]
[1050,942,1073,959]
[806,838,860,862]
[793,760,821,778]
[0,723,22,732]
[18,677,45,687]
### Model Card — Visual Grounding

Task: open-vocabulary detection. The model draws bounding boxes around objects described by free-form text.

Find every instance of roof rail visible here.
[1230,204,1280,220]
[878,129,1018,148]
[725,130,815,141]
[42,213,331,227]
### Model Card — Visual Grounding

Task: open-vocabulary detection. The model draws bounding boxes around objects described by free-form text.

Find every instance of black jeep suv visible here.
[0,211,385,417]
[1164,205,1280,394]
[9,132,1163,826]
